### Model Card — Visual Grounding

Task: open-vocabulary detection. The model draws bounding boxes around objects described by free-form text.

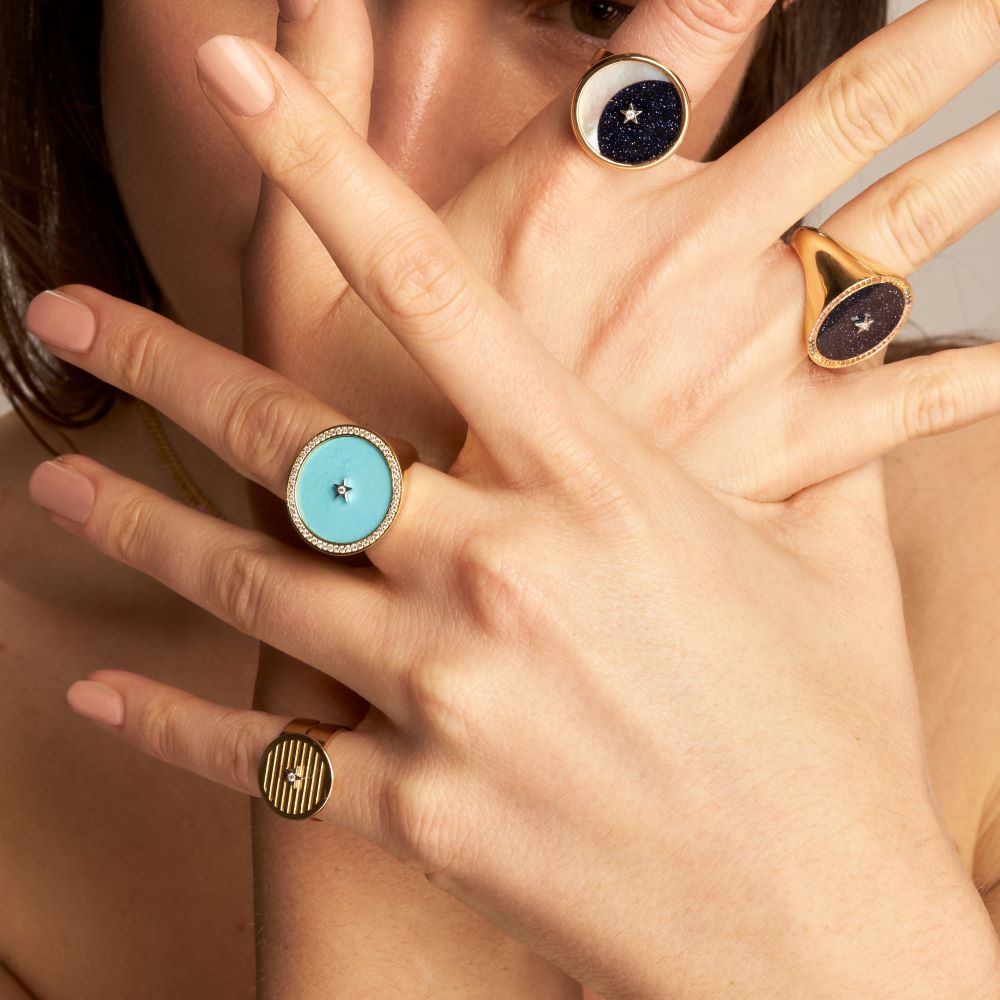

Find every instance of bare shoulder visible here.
[884,412,1000,919]
[0,407,259,999]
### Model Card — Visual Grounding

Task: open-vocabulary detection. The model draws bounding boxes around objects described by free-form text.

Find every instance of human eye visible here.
[534,0,634,40]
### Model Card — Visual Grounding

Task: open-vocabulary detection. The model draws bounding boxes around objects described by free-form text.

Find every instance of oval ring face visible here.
[258,732,333,820]
[286,425,404,555]
[571,53,690,169]
[810,277,913,367]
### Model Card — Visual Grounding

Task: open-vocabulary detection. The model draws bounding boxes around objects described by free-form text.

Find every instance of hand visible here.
[241,0,1000,502]
[27,3,1000,997]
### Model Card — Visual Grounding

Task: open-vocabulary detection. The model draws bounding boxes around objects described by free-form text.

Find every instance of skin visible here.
[3,0,1000,997]
[1,2,760,997]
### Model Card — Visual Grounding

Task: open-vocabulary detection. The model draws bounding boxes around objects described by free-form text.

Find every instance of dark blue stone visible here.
[816,282,907,361]
[596,80,683,166]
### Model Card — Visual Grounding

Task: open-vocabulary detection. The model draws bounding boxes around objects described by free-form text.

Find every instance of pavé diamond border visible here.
[807,274,913,369]
[286,424,404,556]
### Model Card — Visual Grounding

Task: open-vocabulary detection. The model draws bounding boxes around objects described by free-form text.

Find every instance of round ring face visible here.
[286,425,404,555]
[571,53,690,169]
[809,276,913,367]
[258,732,333,820]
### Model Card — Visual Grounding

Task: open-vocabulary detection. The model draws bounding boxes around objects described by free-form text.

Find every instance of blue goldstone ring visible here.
[285,424,416,556]
[570,51,690,169]
[790,226,914,368]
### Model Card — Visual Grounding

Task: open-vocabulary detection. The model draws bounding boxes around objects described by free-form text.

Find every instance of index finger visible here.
[194,34,584,462]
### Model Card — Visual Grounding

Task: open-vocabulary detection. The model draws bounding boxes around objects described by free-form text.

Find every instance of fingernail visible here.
[279,0,319,22]
[25,290,96,352]
[195,35,276,117]
[67,680,125,727]
[28,459,95,524]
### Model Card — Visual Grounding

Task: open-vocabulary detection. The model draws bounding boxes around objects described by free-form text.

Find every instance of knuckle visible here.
[819,60,909,164]
[379,770,462,873]
[211,716,259,791]
[266,116,348,189]
[207,540,276,637]
[545,426,641,517]
[964,0,1000,48]
[404,659,474,744]
[453,533,547,639]
[214,375,302,484]
[883,176,954,266]
[672,0,766,44]
[106,492,158,567]
[499,155,589,288]
[365,227,474,333]
[902,364,961,439]
[107,320,163,395]
[140,694,187,766]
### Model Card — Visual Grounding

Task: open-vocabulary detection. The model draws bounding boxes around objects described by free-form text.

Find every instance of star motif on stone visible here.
[851,313,874,333]
[333,478,353,501]
[620,103,642,125]
[285,766,302,785]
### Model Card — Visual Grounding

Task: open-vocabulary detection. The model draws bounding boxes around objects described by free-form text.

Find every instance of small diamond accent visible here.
[620,103,642,125]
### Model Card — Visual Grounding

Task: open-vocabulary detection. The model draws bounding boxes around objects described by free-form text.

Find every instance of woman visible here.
[2,0,999,995]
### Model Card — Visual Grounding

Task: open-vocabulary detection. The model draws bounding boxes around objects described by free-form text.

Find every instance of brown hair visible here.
[0,0,974,455]
[0,1,162,453]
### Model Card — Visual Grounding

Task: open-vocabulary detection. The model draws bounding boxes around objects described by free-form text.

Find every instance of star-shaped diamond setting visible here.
[851,313,874,333]
[620,103,642,125]
[333,478,353,501]
[285,766,303,785]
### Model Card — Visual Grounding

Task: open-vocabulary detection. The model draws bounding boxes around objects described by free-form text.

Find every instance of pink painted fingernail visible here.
[28,459,95,524]
[25,290,96,352]
[67,680,125,727]
[195,35,276,117]
[279,0,319,22]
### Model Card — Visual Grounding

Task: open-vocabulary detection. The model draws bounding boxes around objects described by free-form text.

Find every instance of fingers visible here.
[242,0,375,349]
[65,669,394,846]
[27,285,346,496]
[821,108,1000,276]
[489,0,774,199]
[275,0,372,134]
[707,0,1000,249]
[25,283,465,578]
[25,284,452,522]
[610,0,773,109]
[790,339,1000,485]
[193,34,586,461]
[30,453,412,714]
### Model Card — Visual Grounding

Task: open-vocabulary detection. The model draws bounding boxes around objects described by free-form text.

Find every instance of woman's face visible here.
[99,0,761,352]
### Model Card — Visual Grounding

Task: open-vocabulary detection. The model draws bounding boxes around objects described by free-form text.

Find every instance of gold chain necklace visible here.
[134,398,222,518]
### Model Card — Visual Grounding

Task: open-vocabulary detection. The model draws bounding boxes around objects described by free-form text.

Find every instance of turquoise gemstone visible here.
[294,434,394,545]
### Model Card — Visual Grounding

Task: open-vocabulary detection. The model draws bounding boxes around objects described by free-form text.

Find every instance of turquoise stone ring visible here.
[286,425,412,555]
